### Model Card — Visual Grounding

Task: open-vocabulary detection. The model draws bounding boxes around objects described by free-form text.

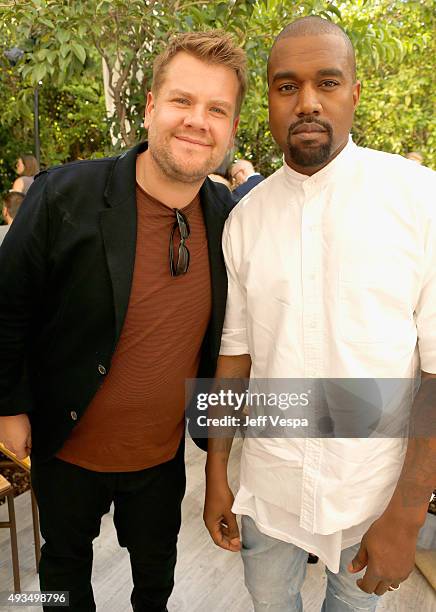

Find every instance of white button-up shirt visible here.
[219,138,436,572]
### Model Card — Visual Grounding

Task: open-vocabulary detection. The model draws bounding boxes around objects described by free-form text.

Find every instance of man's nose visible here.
[294,84,322,116]
[183,106,209,130]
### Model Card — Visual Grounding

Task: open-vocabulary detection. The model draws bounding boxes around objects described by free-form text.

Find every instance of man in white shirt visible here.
[203,16,436,612]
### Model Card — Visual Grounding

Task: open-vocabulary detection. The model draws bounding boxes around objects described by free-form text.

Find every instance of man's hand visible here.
[348,372,436,596]
[202,355,251,554]
[0,414,32,459]
[204,478,241,552]
[348,510,418,595]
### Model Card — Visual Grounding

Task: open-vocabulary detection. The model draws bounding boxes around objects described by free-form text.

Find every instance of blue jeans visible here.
[241,516,379,612]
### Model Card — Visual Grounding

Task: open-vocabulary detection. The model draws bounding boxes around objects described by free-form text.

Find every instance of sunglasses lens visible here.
[177,245,189,274]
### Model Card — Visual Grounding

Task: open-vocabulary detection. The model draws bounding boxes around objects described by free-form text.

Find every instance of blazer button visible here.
[70,411,78,421]
[98,364,107,375]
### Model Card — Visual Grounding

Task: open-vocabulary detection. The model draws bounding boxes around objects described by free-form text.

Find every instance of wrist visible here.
[382,499,428,531]
[205,460,229,483]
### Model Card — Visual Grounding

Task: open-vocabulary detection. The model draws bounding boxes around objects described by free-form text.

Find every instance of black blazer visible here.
[0,142,232,459]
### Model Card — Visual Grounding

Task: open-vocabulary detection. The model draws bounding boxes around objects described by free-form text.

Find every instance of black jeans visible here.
[31,441,186,612]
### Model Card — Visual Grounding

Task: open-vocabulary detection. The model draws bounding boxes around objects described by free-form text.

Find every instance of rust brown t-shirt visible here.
[56,184,211,471]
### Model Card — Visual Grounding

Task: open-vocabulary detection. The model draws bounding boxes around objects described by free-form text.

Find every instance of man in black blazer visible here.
[230,159,265,201]
[0,31,247,612]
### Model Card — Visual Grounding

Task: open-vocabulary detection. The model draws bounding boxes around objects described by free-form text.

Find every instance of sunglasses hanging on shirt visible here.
[169,208,190,276]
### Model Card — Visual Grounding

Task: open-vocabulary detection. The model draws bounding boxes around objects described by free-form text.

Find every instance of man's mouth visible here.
[175,135,212,147]
[292,123,327,135]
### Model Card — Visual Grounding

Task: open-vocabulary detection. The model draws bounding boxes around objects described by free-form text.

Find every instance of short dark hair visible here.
[268,16,356,80]
[3,191,25,219]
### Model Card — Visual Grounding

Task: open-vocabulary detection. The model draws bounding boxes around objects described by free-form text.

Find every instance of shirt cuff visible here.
[419,342,436,374]
[219,328,249,355]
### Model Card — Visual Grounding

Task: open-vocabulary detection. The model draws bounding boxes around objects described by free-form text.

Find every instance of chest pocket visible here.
[339,256,415,344]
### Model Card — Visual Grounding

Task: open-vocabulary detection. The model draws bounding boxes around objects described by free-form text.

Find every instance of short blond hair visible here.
[152,30,247,116]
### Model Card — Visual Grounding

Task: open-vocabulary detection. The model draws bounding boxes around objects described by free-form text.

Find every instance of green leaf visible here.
[32,63,47,83]
[57,29,70,44]
[372,47,379,70]
[39,17,54,28]
[58,54,72,76]
[396,38,405,61]
[20,64,34,80]
[72,42,86,64]
[46,50,57,65]
[60,44,71,58]
[327,3,341,20]
[35,48,49,61]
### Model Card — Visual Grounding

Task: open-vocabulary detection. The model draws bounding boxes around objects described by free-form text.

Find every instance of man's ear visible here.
[144,91,155,130]
[228,116,240,150]
[2,207,12,225]
[352,80,361,110]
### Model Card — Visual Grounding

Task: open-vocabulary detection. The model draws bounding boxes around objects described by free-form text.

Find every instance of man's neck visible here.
[136,150,203,209]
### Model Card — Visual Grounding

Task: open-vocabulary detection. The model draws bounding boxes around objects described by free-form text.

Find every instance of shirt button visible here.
[70,411,78,421]
[98,364,107,375]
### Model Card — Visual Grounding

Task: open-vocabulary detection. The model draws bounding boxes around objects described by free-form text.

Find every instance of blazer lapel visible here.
[200,179,230,370]
[99,142,146,345]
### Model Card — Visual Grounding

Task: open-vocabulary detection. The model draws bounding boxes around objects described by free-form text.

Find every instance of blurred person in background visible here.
[230,159,265,200]
[209,172,232,189]
[0,191,24,245]
[11,154,40,194]
[405,151,423,165]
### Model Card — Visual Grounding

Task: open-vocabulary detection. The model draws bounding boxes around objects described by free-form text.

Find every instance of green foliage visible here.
[0,69,111,193]
[36,82,111,164]
[350,0,435,168]
[0,0,433,192]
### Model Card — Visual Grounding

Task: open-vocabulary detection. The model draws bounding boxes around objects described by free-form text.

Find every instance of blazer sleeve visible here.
[0,173,51,416]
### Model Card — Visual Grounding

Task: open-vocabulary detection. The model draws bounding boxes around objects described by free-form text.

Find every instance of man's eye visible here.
[175,98,190,104]
[278,84,297,92]
[321,81,339,88]
[211,107,226,115]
